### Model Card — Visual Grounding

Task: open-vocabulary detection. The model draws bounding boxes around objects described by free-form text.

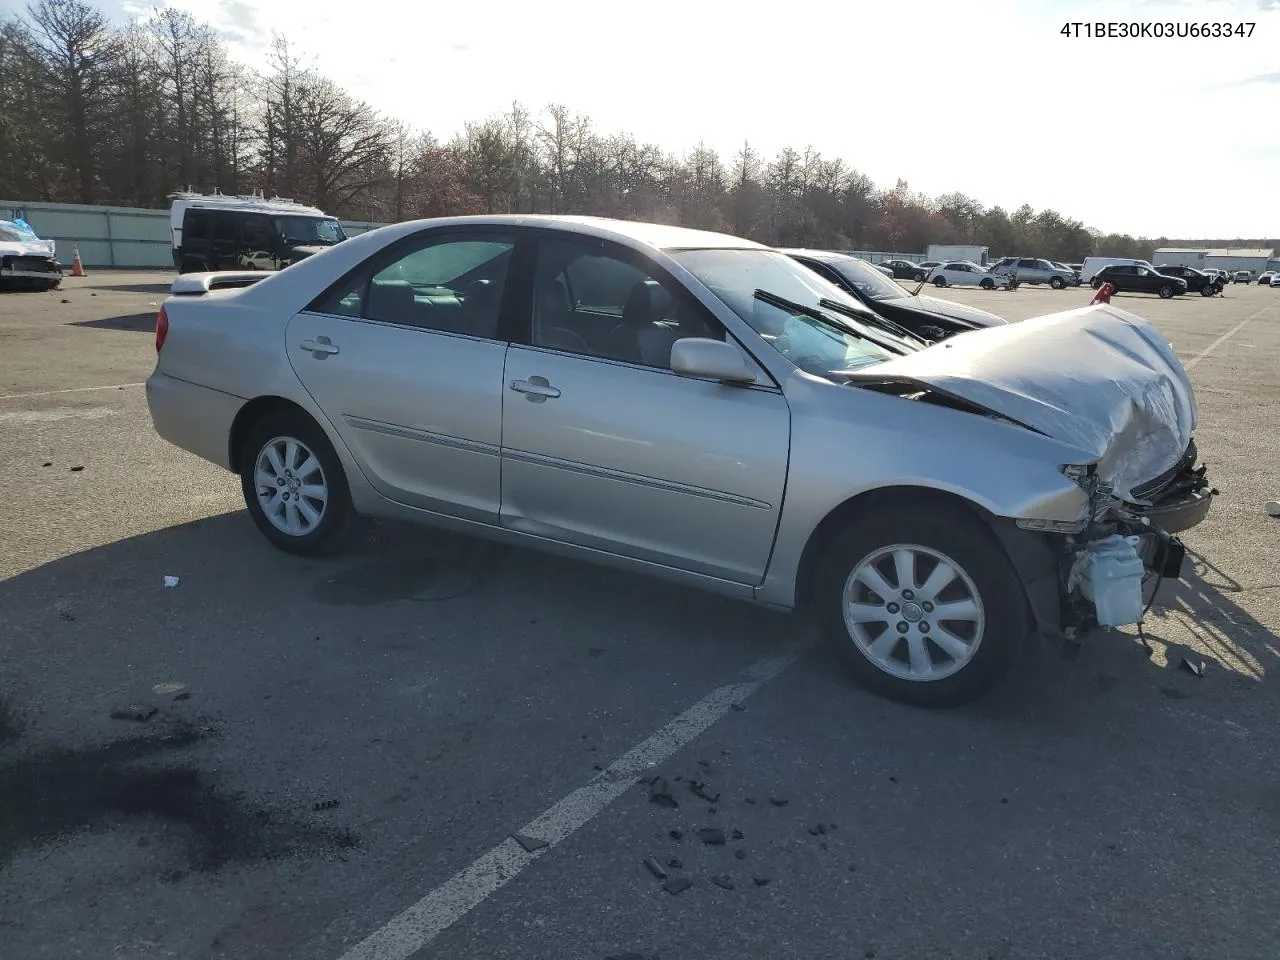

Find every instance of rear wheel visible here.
[239,410,356,556]
[1050,276,1065,290]
[1199,284,1214,297]
[933,276,947,287]
[816,502,1028,708]
[1158,283,1175,299]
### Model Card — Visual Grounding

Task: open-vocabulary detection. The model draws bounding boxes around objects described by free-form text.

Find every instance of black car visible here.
[1092,263,1188,298]
[1155,264,1223,297]
[781,249,1008,341]
[878,258,929,281]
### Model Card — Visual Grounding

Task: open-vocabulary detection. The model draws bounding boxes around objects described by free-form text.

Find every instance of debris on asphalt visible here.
[744,797,756,805]
[734,849,746,860]
[808,824,828,836]
[768,797,789,807]
[849,864,858,872]
[312,799,340,811]
[592,763,603,771]
[69,465,84,472]
[152,682,187,697]
[696,759,711,771]
[60,298,70,303]
[731,828,744,840]
[667,857,682,869]
[642,856,667,880]
[888,775,898,783]
[514,832,549,852]
[730,702,745,712]
[711,874,735,890]
[57,611,75,622]
[753,876,770,886]
[172,691,191,702]
[706,806,717,814]
[1181,657,1206,677]
[649,778,678,808]
[689,780,720,804]
[1264,500,1280,518]
[109,704,157,722]
[163,575,180,588]
[696,827,726,845]
[663,877,693,895]
[42,461,52,467]
[668,829,683,841]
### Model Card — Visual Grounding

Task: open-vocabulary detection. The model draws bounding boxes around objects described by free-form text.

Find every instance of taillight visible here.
[155,305,169,352]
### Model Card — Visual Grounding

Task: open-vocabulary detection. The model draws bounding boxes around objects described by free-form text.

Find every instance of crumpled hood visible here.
[0,237,56,258]
[845,303,1197,503]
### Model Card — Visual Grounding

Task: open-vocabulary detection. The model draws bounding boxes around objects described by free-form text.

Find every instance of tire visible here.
[979,278,994,289]
[1091,278,1102,289]
[933,276,947,287]
[1050,276,1065,290]
[1199,284,1214,297]
[815,501,1029,708]
[1158,284,1174,299]
[239,410,357,556]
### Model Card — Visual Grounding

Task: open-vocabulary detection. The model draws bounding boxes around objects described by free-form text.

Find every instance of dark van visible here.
[169,192,347,274]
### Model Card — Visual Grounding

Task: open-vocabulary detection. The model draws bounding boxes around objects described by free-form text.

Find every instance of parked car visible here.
[782,249,1007,341]
[1050,262,1082,285]
[1256,272,1275,285]
[918,261,942,273]
[170,191,348,274]
[146,215,1212,708]
[1201,269,1226,284]
[1155,264,1223,296]
[879,259,929,281]
[1080,257,1155,285]
[874,263,896,278]
[1235,271,1253,283]
[1068,263,1083,274]
[989,257,1078,289]
[1269,274,1280,288]
[1092,264,1188,298]
[928,261,1000,288]
[0,218,61,291]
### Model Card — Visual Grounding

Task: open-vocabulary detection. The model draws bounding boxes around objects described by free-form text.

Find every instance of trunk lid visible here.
[845,303,1197,503]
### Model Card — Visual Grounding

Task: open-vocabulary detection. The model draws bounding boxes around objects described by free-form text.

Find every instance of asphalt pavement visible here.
[2,272,1279,960]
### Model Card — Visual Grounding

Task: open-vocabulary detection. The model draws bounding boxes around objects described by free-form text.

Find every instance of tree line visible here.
[2,0,1275,262]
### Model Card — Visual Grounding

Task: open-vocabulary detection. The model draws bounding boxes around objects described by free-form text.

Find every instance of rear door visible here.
[211,212,243,270]
[1016,258,1043,282]
[285,228,518,521]
[498,233,790,584]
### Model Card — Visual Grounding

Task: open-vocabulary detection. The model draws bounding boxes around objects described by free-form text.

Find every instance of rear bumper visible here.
[145,372,243,471]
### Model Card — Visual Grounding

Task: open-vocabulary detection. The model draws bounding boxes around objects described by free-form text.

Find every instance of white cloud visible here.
[106,0,1280,235]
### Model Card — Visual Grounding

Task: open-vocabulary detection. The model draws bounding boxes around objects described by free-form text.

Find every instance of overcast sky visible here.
[17,0,1280,237]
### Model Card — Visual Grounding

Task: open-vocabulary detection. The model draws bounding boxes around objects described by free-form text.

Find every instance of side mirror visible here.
[669,338,757,385]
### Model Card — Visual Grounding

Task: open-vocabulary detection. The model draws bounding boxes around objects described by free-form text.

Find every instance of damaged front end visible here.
[1032,445,1216,638]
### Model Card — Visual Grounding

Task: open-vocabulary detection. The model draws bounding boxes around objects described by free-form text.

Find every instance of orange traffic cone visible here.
[1090,282,1114,305]
[69,244,86,277]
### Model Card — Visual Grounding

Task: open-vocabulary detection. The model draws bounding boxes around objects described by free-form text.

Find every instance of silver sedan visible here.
[147,215,1213,707]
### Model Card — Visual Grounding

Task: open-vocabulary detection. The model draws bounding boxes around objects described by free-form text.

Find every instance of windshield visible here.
[827,257,908,301]
[274,216,346,246]
[0,226,24,242]
[669,248,905,378]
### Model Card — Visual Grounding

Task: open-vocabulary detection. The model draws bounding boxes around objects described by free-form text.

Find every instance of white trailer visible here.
[1152,248,1209,270]
[926,244,989,267]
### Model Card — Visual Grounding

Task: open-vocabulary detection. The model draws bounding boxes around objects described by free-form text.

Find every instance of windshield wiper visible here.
[752,289,911,356]
[818,298,926,348]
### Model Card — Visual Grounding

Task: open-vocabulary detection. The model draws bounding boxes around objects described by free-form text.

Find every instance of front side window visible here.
[311,233,513,339]
[275,216,347,246]
[531,239,724,369]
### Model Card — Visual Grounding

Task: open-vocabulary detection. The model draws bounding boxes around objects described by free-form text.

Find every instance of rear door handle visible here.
[299,337,339,357]
[510,377,560,401]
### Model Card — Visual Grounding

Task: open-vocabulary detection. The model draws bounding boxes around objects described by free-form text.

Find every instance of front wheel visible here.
[933,276,947,287]
[239,411,357,556]
[1199,284,1214,297]
[979,278,994,289]
[816,502,1029,708]
[1158,284,1175,299]
[1050,276,1065,290]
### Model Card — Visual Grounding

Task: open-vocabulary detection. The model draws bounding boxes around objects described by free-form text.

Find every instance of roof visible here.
[776,247,852,261]
[362,215,764,252]
[1206,248,1274,258]
[1152,248,1208,254]
[169,191,329,218]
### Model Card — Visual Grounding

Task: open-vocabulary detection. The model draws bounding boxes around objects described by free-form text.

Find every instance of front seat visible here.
[366,280,420,326]
[615,279,672,365]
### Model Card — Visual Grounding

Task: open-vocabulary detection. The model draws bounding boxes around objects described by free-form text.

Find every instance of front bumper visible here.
[1,254,62,281]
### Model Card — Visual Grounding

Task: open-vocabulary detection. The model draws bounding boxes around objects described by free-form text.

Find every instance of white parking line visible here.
[335,641,812,960]
[0,381,146,401]
[1184,304,1277,371]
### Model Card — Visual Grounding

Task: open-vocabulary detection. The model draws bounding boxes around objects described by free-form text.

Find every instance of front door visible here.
[498,236,791,585]
[285,229,518,521]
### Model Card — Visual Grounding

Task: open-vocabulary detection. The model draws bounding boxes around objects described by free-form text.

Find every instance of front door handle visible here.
[510,377,561,401]
[300,337,339,357]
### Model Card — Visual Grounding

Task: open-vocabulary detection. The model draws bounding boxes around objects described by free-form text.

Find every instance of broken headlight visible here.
[1014,463,1110,535]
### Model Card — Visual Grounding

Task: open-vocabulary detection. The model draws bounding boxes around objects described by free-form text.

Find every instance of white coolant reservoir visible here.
[1073,534,1146,627]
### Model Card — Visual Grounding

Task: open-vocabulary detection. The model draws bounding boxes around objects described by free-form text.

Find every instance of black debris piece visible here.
[669,829,683,841]
[866,951,877,959]
[849,864,858,872]
[643,856,668,880]
[697,759,711,770]
[60,298,70,303]
[888,776,898,783]
[768,797,789,807]
[312,799,340,811]
[730,703,745,712]
[667,857,683,869]
[697,827,726,845]
[592,763,603,771]
[827,823,838,831]
[663,877,693,895]
[753,876,770,886]
[42,462,52,467]
[1181,657,1206,677]
[731,828,744,841]
[1000,797,1009,805]
[711,874,735,890]
[513,832,549,853]
[648,778,678,809]
[808,824,827,836]
[109,705,157,722]
[734,849,746,860]
[707,806,717,814]
[90,292,97,297]
[69,465,84,472]
[57,611,75,622]
[689,781,720,804]
[744,797,757,805]
[674,776,682,782]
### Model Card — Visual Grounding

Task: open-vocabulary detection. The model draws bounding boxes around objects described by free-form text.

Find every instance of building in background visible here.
[1151,248,1208,269]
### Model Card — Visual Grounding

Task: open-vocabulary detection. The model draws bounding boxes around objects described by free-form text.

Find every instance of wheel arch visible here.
[228,395,319,474]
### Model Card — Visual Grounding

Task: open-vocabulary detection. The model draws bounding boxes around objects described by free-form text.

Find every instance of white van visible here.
[1080,257,1155,285]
